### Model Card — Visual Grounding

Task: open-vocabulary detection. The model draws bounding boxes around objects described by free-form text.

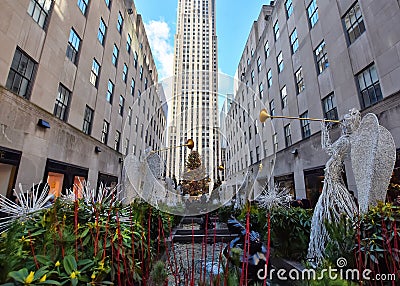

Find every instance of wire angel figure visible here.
[307,109,360,263]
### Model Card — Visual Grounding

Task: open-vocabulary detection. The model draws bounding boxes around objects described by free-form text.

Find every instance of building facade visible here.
[167,0,220,187]
[0,0,166,199]
[225,0,400,205]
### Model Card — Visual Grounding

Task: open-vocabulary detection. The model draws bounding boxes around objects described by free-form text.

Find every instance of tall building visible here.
[167,0,220,187]
[0,0,166,199]
[225,1,400,205]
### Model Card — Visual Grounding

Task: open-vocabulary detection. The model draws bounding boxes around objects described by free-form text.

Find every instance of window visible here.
[249,126,252,140]
[307,0,319,28]
[118,95,124,116]
[315,41,328,74]
[133,52,138,68]
[300,111,311,138]
[82,105,93,135]
[257,57,261,72]
[273,133,278,151]
[295,67,304,94]
[259,83,264,99]
[130,78,135,96]
[284,124,292,147]
[104,0,111,8]
[322,93,338,120]
[27,0,52,29]
[114,131,121,151]
[6,48,36,99]
[256,146,260,162]
[264,41,270,58]
[139,65,143,80]
[66,29,81,65]
[126,34,132,53]
[273,20,280,40]
[277,51,284,73]
[90,59,100,87]
[251,70,255,84]
[128,107,132,125]
[144,77,148,90]
[122,63,128,83]
[285,0,293,18]
[54,84,71,121]
[124,138,129,155]
[101,121,109,144]
[106,80,114,103]
[117,12,123,33]
[290,29,298,54]
[98,18,107,45]
[281,86,288,108]
[343,2,365,44]
[269,99,275,116]
[357,65,382,108]
[250,151,253,165]
[77,0,88,16]
[267,69,272,88]
[112,44,119,66]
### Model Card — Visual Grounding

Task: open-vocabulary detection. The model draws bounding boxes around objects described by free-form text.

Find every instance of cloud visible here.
[144,20,174,80]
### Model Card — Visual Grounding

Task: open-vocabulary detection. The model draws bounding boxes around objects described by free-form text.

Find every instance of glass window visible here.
[285,0,293,18]
[284,124,292,147]
[269,99,275,116]
[322,93,338,120]
[126,34,132,53]
[267,69,272,88]
[77,0,89,16]
[257,57,261,72]
[357,64,382,108]
[139,65,143,80]
[133,52,138,68]
[343,2,365,44]
[274,20,280,40]
[259,83,263,99]
[122,63,128,83]
[104,0,111,8]
[66,29,81,65]
[144,77,148,90]
[106,80,114,103]
[98,18,107,45]
[54,84,71,121]
[128,107,132,125]
[124,138,129,155]
[27,0,52,29]
[112,44,119,66]
[101,121,109,144]
[295,67,305,94]
[290,28,298,54]
[82,105,93,135]
[6,48,36,99]
[118,95,124,116]
[307,0,319,28]
[251,70,255,84]
[281,85,287,108]
[131,78,135,96]
[277,51,284,73]
[264,41,270,58]
[117,11,123,33]
[273,132,278,151]
[300,111,311,138]
[114,131,121,151]
[315,41,329,74]
[90,59,100,87]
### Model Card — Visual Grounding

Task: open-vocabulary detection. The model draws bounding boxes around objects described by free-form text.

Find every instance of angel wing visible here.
[350,113,396,214]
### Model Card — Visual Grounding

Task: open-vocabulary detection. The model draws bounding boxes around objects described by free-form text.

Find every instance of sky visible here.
[135,0,271,80]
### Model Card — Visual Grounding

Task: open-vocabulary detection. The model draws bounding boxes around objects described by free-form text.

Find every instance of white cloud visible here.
[144,20,174,80]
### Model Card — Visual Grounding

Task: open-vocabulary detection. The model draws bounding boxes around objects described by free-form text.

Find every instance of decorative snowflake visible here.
[257,185,292,211]
[0,183,52,233]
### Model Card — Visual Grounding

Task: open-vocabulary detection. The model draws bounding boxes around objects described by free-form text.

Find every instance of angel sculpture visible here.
[307,108,396,263]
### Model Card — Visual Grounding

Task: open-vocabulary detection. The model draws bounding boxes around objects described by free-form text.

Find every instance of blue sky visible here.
[135,0,271,80]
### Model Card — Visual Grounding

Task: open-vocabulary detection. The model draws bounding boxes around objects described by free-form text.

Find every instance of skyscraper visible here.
[167,0,220,188]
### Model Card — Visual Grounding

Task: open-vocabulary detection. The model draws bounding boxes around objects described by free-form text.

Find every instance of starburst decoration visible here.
[257,185,292,211]
[0,183,52,233]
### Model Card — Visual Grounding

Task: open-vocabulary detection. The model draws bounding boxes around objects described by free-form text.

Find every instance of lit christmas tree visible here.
[181,151,209,196]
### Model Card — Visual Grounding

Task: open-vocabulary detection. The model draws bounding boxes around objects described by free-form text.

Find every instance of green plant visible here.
[149,260,168,285]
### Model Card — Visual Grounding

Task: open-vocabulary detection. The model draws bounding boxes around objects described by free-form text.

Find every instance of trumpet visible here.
[150,139,194,154]
[259,109,340,124]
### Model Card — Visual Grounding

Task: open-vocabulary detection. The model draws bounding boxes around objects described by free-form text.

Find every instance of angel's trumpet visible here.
[259,109,340,124]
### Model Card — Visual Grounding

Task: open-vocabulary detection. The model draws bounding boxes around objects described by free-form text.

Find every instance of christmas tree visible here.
[181,151,209,196]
